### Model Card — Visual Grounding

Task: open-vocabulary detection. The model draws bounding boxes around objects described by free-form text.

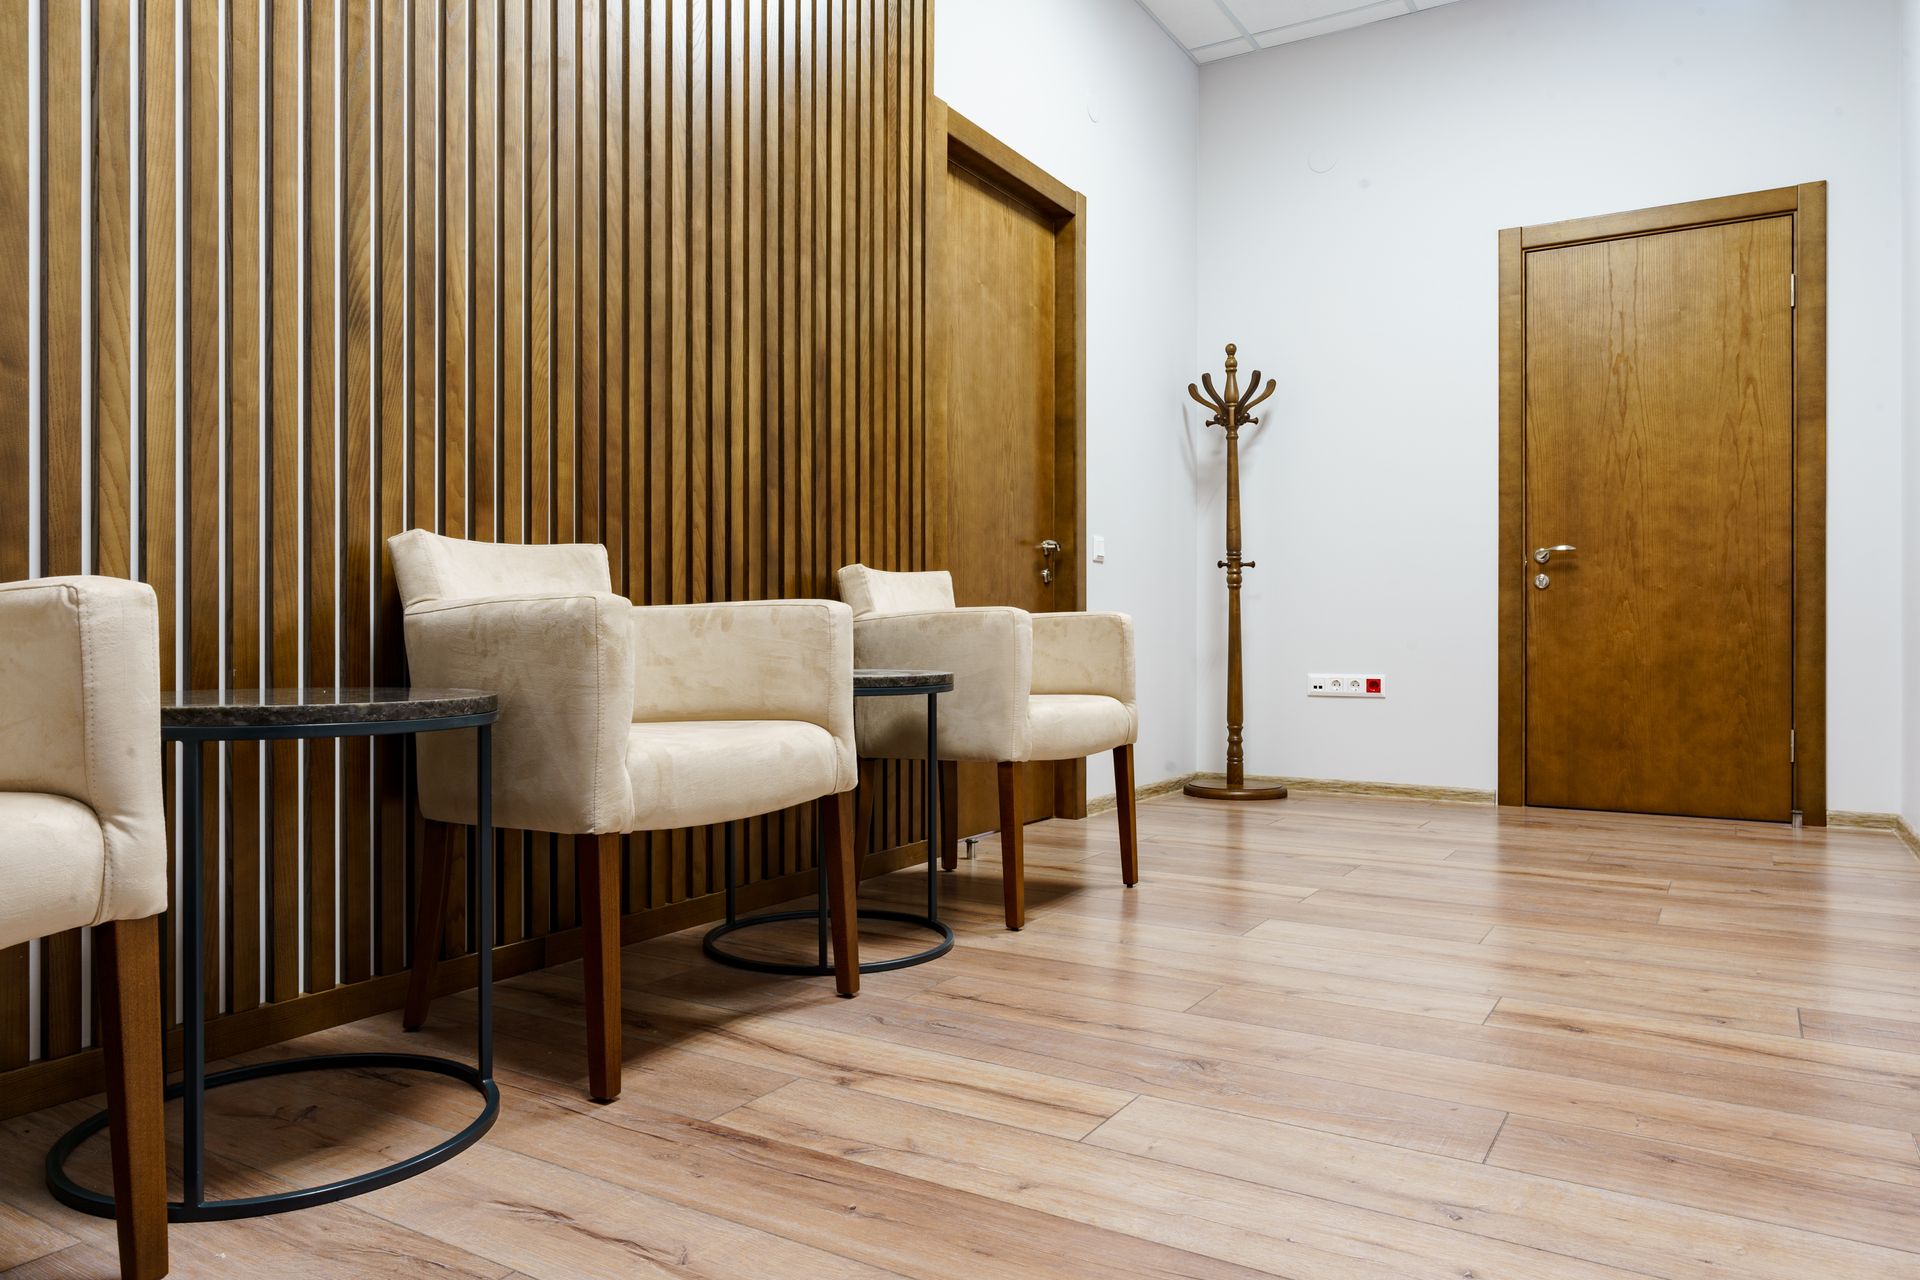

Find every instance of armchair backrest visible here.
[388,528,612,608]
[836,564,955,619]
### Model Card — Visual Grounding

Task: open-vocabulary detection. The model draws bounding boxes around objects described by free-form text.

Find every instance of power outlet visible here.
[1308,672,1385,698]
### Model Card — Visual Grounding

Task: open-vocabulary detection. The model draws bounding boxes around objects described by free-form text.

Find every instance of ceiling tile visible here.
[1138,0,1245,49]
[1252,0,1412,47]
[1224,0,1371,31]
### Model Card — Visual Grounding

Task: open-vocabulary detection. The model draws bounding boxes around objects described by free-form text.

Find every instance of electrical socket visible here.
[1308,673,1385,698]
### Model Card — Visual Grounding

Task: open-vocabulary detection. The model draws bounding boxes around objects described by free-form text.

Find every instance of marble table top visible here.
[160,687,498,729]
[852,668,954,691]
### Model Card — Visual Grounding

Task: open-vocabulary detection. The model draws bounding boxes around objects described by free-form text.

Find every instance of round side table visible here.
[703,669,955,978]
[46,688,500,1223]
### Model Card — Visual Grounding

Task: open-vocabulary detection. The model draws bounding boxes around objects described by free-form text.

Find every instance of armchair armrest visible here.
[1032,611,1136,707]
[0,577,167,924]
[404,591,635,834]
[632,600,855,792]
[851,607,1032,762]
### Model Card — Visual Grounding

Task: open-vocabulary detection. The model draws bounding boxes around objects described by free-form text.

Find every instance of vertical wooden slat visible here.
[551,0,577,924]
[341,0,375,986]
[582,0,607,577]
[185,0,221,1015]
[498,0,526,945]
[528,0,552,547]
[437,0,469,958]
[38,0,87,1066]
[374,0,412,976]
[266,0,301,1004]
[95,0,134,581]
[304,0,340,995]
[0,0,29,1072]
[227,0,265,1014]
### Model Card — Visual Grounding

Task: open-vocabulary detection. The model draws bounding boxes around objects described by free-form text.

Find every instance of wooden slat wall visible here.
[0,0,930,1116]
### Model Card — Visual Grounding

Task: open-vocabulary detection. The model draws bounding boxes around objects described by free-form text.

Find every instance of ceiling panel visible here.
[1135,0,1466,64]
[1142,0,1246,48]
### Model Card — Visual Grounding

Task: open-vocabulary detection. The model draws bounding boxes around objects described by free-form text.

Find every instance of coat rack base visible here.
[1183,775,1290,802]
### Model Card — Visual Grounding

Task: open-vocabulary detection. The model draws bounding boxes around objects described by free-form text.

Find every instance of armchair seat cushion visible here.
[1028,694,1136,763]
[0,793,108,950]
[627,720,843,830]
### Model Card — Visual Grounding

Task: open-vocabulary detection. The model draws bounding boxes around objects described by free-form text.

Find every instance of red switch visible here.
[1365,677,1382,694]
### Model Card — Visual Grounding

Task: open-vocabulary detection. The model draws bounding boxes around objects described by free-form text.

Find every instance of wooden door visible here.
[1523,216,1795,821]
[941,131,1073,836]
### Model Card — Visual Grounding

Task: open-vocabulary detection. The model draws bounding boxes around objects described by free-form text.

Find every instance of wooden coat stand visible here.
[1185,344,1288,802]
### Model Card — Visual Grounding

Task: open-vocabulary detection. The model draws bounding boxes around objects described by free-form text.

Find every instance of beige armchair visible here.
[0,577,169,1278]
[836,565,1139,930]
[389,531,859,1102]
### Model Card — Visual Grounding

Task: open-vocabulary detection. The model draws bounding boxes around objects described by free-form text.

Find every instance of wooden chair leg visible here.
[578,832,623,1102]
[95,916,168,1280]
[938,760,960,872]
[997,761,1026,930]
[821,790,861,997]
[1114,744,1140,887]
[402,820,460,1030]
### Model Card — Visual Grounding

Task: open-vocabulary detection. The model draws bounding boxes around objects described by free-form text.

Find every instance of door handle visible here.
[1533,544,1577,565]
[1039,539,1061,585]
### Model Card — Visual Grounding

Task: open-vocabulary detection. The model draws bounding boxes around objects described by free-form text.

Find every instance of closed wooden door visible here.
[943,156,1062,833]
[1523,216,1795,821]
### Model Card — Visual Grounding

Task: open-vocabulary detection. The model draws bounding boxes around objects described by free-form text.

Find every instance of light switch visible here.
[1092,535,1107,563]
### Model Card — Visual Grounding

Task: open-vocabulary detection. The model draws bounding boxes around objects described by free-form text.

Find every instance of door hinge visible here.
[1790,729,1796,763]
[1790,273,1796,308]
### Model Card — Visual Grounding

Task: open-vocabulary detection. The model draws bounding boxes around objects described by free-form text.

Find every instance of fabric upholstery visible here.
[389,527,612,607]
[631,601,857,792]
[390,532,857,836]
[627,720,843,829]
[836,565,956,620]
[404,590,638,834]
[1029,694,1135,760]
[0,794,107,948]
[850,607,1032,762]
[1032,612,1136,705]
[0,576,168,945]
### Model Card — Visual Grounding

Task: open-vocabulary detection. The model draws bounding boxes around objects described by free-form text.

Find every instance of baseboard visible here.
[1829,810,1920,858]
[1085,771,1494,814]
[1257,775,1496,804]
[1086,772,1198,815]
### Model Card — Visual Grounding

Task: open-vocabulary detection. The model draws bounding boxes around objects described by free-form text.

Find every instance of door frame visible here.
[1496,183,1827,825]
[929,100,1090,817]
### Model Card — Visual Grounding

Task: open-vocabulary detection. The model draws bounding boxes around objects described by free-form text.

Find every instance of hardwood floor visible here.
[6,792,1920,1278]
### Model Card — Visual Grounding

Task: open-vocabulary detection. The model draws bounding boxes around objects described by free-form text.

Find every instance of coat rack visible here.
[1185,343,1288,802]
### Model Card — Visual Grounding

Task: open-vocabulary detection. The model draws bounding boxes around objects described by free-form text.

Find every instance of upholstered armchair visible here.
[835,565,1138,930]
[388,530,859,1102]
[0,577,169,1278]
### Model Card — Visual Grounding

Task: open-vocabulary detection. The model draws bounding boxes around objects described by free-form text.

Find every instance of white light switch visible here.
[1091,535,1106,563]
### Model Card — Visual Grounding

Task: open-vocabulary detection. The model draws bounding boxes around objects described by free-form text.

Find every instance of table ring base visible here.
[702,908,955,977]
[45,1052,500,1223]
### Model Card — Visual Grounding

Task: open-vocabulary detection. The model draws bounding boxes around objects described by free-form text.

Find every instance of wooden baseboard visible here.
[1256,775,1496,804]
[1829,810,1920,858]
[1086,772,1198,816]
[0,840,929,1122]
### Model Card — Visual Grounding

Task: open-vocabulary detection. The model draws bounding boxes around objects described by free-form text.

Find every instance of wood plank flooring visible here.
[6,792,1920,1278]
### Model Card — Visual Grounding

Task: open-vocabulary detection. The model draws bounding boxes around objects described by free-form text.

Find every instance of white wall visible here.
[1196,0,1911,810]
[935,0,1202,788]
[1904,0,1920,830]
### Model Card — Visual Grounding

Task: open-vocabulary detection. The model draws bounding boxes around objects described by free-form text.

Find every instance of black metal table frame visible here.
[703,675,955,977]
[47,708,500,1223]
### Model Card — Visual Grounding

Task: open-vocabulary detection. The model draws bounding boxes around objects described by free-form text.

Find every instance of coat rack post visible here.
[1185,343,1288,802]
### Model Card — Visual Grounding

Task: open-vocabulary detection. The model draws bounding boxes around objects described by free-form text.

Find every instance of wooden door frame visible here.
[1497,183,1827,824]
[929,100,1090,817]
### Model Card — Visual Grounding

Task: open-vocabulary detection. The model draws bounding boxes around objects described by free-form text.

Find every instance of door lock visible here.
[1534,572,1551,590]
[1039,539,1061,585]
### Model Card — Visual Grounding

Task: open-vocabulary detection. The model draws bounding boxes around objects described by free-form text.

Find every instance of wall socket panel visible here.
[1308,673,1385,698]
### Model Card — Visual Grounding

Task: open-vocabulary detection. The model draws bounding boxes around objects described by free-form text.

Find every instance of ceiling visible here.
[1135,0,1466,63]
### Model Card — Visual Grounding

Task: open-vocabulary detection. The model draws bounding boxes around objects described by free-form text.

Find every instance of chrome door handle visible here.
[1533,544,1577,565]
[1039,539,1061,585]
